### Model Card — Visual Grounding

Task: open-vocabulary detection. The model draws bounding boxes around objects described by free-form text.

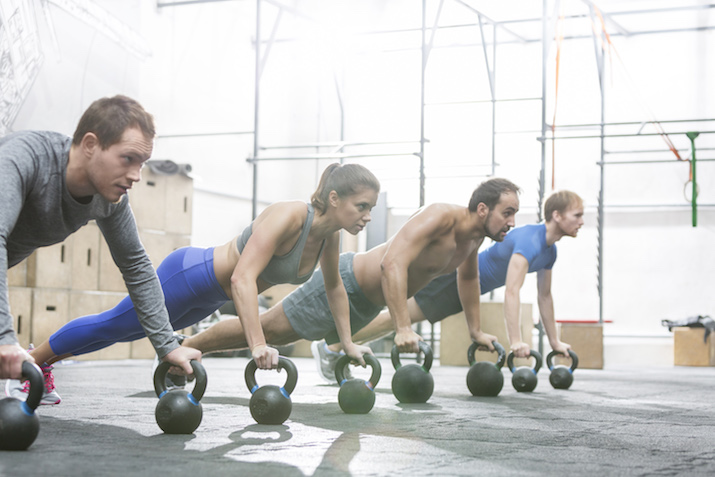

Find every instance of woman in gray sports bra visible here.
[21,163,381,399]
[209,163,380,369]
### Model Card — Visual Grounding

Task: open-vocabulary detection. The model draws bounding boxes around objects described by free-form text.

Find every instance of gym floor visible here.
[2,357,713,476]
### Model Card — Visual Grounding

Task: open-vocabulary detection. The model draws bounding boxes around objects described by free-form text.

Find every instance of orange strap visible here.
[592,6,684,172]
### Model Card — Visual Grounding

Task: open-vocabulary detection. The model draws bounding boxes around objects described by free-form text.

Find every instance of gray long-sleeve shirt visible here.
[0,130,178,358]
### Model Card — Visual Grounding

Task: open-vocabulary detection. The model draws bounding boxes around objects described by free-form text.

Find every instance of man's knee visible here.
[262,304,298,345]
[407,298,427,324]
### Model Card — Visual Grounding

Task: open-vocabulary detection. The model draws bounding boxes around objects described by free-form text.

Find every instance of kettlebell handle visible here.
[244,357,298,395]
[153,360,207,401]
[506,350,543,374]
[335,353,381,387]
[467,341,506,369]
[390,341,433,372]
[546,350,579,372]
[21,361,44,412]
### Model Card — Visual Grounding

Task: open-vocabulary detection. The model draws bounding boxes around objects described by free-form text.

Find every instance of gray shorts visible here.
[413,271,464,323]
[283,252,385,343]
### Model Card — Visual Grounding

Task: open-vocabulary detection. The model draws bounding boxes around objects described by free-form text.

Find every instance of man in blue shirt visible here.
[312,190,583,380]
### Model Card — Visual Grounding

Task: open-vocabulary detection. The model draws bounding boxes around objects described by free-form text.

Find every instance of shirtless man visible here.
[313,190,584,380]
[181,178,520,365]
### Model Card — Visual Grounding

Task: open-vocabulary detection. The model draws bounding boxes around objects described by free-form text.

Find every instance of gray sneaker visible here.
[311,340,352,384]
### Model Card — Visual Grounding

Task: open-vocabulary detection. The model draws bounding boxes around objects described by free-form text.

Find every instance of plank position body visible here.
[181,178,521,367]
[11,163,379,402]
[320,190,584,365]
[0,96,200,402]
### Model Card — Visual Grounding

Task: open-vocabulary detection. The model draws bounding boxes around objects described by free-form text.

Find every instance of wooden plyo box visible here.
[7,260,27,287]
[8,287,32,349]
[440,302,533,367]
[674,327,715,366]
[70,222,101,291]
[31,289,70,346]
[26,240,73,289]
[128,169,193,235]
[128,171,167,231]
[558,322,604,370]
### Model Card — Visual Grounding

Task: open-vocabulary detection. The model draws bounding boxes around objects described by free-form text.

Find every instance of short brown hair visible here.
[72,95,155,149]
[544,190,583,222]
[468,178,520,212]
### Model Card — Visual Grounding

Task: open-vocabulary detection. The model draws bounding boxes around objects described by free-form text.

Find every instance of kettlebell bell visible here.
[546,349,579,390]
[507,349,542,393]
[391,341,434,404]
[245,357,298,425]
[153,360,207,434]
[466,340,506,397]
[0,361,43,450]
[335,354,381,414]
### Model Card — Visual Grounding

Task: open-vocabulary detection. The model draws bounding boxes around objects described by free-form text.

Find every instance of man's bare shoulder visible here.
[409,203,463,221]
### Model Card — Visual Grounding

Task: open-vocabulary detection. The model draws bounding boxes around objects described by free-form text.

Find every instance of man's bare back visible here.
[353,204,493,307]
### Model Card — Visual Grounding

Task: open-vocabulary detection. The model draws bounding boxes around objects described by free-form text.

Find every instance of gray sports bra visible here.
[236,203,325,285]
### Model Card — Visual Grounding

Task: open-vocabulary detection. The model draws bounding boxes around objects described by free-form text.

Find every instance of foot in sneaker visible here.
[5,363,62,405]
[311,340,352,384]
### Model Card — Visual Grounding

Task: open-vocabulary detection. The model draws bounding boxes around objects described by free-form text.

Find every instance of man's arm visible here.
[97,200,199,374]
[380,206,449,352]
[457,249,497,350]
[536,268,570,356]
[504,253,531,358]
[0,237,29,379]
[0,145,32,378]
[321,239,371,366]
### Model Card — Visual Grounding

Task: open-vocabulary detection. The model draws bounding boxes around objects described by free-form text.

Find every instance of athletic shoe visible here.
[311,340,352,384]
[5,363,62,405]
[151,333,189,390]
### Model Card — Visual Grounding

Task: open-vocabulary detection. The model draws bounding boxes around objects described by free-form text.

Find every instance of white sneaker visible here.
[311,340,352,384]
[5,363,62,405]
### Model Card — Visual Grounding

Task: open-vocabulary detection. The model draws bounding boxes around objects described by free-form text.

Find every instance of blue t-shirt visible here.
[479,223,557,293]
[413,223,557,322]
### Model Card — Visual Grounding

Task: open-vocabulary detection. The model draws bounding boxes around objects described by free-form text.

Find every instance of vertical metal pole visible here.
[478,13,496,177]
[491,26,497,177]
[251,0,262,219]
[597,33,606,325]
[586,3,606,324]
[538,0,548,223]
[687,131,700,227]
[536,0,550,356]
[420,0,426,209]
[420,0,428,353]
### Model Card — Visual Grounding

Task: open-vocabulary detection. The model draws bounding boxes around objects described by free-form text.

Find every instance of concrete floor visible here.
[1,356,714,476]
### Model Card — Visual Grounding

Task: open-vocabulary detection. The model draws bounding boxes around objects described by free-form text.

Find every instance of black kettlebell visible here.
[546,349,579,390]
[507,349,542,393]
[466,341,506,397]
[153,360,207,434]
[335,354,381,414]
[391,341,434,403]
[245,357,298,425]
[0,361,43,450]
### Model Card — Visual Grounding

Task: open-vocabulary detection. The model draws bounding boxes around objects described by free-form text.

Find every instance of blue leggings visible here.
[49,247,229,357]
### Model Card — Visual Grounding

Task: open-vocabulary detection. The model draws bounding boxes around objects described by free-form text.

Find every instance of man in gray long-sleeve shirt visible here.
[0,95,200,391]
